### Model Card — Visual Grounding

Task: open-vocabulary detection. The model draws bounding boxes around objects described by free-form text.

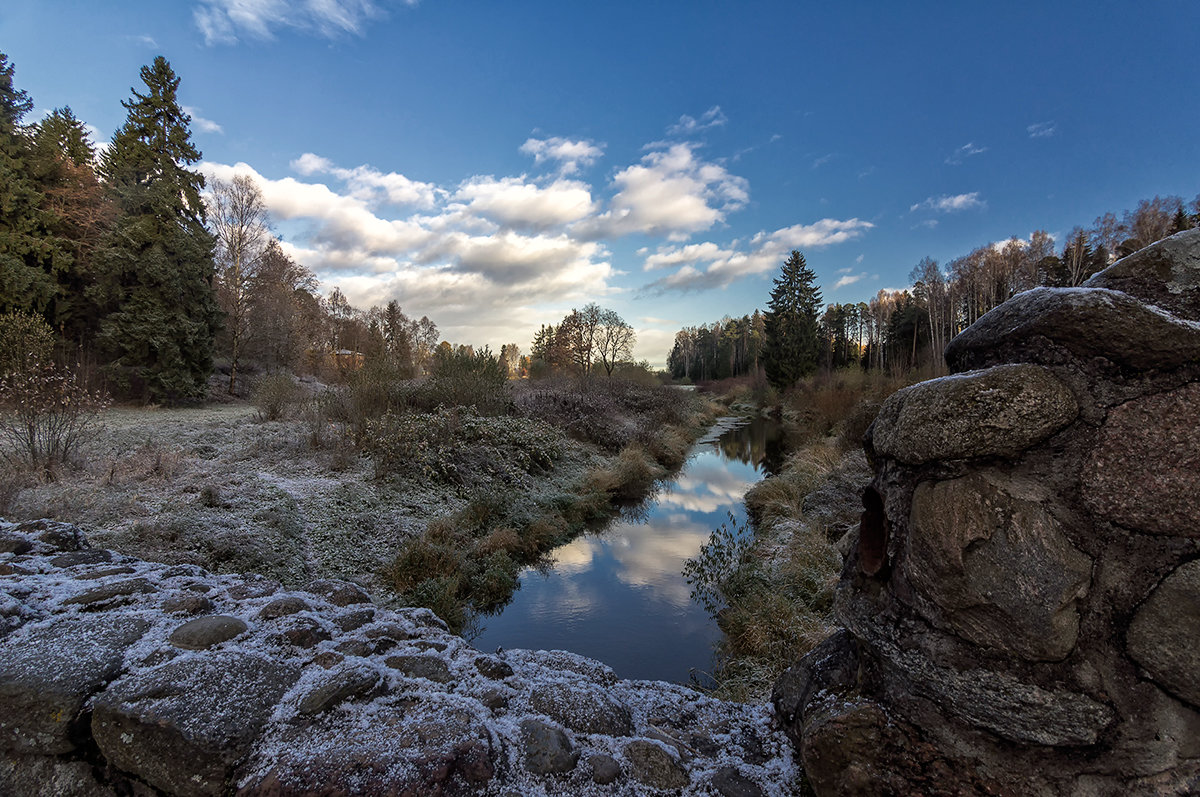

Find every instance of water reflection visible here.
[471,416,777,683]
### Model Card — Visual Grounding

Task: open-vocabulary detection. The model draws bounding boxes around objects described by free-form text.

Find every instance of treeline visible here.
[0,52,439,403]
[527,302,637,378]
[671,193,1200,380]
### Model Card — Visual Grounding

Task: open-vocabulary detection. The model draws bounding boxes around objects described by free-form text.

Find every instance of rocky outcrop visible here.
[774,229,1200,796]
[0,519,798,796]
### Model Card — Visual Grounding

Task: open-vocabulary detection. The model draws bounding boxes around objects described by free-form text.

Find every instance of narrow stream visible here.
[472,415,785,684]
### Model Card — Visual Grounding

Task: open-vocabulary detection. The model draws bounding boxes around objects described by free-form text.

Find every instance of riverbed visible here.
[471,415,784,684]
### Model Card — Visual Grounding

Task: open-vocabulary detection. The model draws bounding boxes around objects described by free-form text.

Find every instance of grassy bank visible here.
[0,369,722,634]
[687,367,921,701]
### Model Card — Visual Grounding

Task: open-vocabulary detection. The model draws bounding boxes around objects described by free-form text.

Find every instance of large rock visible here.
[907,472,1092,661]
[92,652,299,797]
[520,717,578,774]
[1127,560,1200,708]
[529,681,634,736]
[0,615,150,754]
[944,286,1200,373]
[870,364,1077,465]
[1082,382,1200,537]
[1084,228,1200,320]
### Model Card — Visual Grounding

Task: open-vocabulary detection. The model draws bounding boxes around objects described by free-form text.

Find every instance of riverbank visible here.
[688,368,917,701]
[0,376,722,633]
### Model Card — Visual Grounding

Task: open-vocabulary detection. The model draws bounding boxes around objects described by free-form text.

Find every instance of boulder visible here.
[384,653,453,683]
[1127,560,1200,708]
[520,717,578,774]
[92,652,299,797]
[530,681,634,736]
[1083,228,1200,320]
[907,472,1092,661]
[0,615,150,754]
[169,615,248,650]
[870,364,1077,465]
[623,739,689,789]
[1082,382,1200,537]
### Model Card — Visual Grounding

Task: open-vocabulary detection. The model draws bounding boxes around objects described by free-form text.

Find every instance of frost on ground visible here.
[0,520,802,796]
[0,405,605,598]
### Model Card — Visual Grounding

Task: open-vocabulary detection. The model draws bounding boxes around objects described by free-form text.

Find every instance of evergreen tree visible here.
[0,53,69,317]
[92,57,220,403]
[762,250,822,388]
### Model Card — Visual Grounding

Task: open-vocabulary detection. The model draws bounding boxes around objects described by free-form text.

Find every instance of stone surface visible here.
[1082,382,1200,537]
[0,615,150,754]
[62,577,154,607]
[92,652,299,797]
[0,755,117,797]
[624,739,690,789]
[589,752,621,784]
[50,549,112,567]
[161,593,215,615]
[944,286,1200,373]
[169,615,248,650]
[1128,560,1200,708]
[870,364,1078,465]
[907,472,1093,661]
[0,531,32,554]
[520,717,578,774]
[303,578,371,606]
[1084,228,1200,320]
[384,653,452,683]
[257,596,308,619]
[711,765,764,797]
[474,654,514,679]
[530,681,634,736]
[296,664,380,715]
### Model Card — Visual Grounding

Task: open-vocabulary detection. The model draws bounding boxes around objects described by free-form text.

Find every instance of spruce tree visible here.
[93,57,220,403]
[0,53,69,317]
[762,250,823,389]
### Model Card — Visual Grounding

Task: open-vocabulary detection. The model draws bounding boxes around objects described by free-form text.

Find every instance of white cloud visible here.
[1027,121,1056,138]
[290,152,439,208]
[182,106,223,134]
[581,142,749,240]
[519,137,604,175]
[909,192,985,213]
[811,153,835,169]
[643,217,874,292]
[834,273,866,289]
[945,141,987,165]
[666,106,728,136]
[193,0,407,45]
[452,176,596,230]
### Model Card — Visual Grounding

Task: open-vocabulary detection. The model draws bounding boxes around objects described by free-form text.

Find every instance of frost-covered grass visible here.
[0,379,717,632]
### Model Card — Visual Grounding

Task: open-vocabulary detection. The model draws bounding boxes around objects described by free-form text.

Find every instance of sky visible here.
[3,1,1199,366]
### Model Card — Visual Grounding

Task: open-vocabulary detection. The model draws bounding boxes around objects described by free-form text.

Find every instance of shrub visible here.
[0,312,55,377]
[424,346,511,415]
[251,373,301,421]
[0,358,109,480]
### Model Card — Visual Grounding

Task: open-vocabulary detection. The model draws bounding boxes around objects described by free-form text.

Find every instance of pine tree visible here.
[0,53,70,317]
[92,57,220,404]
[762,250,822,388]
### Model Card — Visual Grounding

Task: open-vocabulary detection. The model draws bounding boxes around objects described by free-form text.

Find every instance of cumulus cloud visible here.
[193,0,407,45]
[451,176,596,229]
[642,217,874,293]
[1027,121,1057,138]
[834,273,866,289]
[945,141,987,165]
[666,106,728,136]
[581,142,749,241]
[290,152,439,208]
[519,137,604,175]
[182,106,223,134]
[909,192,985,213]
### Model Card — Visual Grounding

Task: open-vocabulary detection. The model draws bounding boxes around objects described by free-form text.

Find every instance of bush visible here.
[424,346,511,415]
[0,312,55,377]
[0,358,109,480]
[251,373,301,421]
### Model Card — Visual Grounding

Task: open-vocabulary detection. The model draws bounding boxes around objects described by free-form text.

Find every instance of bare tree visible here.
[596,309,635,376]
[208,175,270,394]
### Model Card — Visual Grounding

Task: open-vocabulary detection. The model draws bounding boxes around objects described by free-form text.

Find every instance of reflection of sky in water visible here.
[472,418,774,684]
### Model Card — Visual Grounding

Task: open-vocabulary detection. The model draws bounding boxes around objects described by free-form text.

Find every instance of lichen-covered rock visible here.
[62,577,154,607]
[295,663,381,715]
[1084,228,1200,320]
[1082,382,1200,537]
[257,596,308,619]
[530,681,634,736]
[624,738,690,789]
[1128,560,1200,708]
[0,615,150,754]
[907,472,1092,661]
[303,578,371,606]
[944,286,1200,373]
[520,717,578,774]
[870,364,1077,464]
[169,615,248,649]
[92,652,300,797]
[385,653,453,683]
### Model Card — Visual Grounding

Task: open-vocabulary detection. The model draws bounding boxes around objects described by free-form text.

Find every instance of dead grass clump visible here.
[475,526,525,557]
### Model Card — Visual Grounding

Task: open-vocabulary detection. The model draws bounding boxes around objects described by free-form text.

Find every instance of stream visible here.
[472,415,785,684]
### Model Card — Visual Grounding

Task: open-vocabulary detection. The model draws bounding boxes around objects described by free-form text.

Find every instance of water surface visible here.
[472,415,783,683]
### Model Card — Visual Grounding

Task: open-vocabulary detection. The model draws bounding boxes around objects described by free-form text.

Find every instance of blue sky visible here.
[4,1,1198,365]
